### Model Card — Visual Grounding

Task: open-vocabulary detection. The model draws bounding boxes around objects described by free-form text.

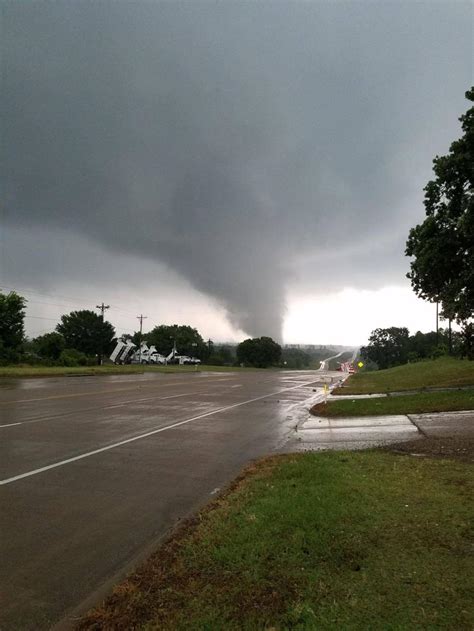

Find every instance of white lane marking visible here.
[231,385,242,388]
[0,392,198,428]
[0,381,315,486]
[0,376,236,405]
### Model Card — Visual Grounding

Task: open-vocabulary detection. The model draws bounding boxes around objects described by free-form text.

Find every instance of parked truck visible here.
[137,343,167,365]
[165,343,201,366]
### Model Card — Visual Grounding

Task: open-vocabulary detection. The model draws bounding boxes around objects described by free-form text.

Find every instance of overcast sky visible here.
[1,1,472,346]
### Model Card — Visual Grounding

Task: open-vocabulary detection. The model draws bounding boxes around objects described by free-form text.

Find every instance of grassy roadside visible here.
[335,357,474,395]
[0,364,263,378]
[312,389,474,417]
[78,451,473,630]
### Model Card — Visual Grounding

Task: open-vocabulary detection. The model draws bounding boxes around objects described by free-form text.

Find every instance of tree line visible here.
[0,297,118,366]
[0,294,287,368]
[405,87,473,360]
[364,87,473,369]
[0,292,341,369]
[360,326,468,370]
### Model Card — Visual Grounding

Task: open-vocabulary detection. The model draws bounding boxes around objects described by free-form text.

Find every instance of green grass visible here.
[313,389,474,417]
[0,364,262,378]
[81,452,474,630]
[336,357,474,395]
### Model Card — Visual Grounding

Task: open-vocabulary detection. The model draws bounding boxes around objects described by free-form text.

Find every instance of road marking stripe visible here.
[0,384,186,405]
[0,376,238,405]
[0,381,315,486]
[0,392,199,429]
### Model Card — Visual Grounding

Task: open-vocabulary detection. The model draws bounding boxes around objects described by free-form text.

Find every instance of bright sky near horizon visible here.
[2,1,472,347]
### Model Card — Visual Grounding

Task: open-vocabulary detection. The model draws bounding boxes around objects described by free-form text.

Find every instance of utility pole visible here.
[96,303,110,366]
[436,302,439,346]
[137,314,148,363]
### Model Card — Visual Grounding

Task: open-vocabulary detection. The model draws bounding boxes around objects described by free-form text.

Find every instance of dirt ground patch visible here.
[387,436,474,464]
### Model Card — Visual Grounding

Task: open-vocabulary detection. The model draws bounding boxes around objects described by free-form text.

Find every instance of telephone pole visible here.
[137,314,148,363]
[436,302,439,346]
[95,303,110,365]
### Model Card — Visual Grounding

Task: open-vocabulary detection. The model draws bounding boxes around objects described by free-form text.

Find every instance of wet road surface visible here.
[0,370,336,630]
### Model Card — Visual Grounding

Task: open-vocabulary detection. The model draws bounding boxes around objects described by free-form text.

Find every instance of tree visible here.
[281,348,311,369]
[56,310,115,361]
[33,332,65,360]
[236,336,281,368]
[360,327,410,370]
[406,87,474,357]
[0,291,26,363]
[144,324,207,359]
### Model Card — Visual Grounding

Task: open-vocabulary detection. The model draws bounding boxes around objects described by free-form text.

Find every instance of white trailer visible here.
[110,341,127,364]
[111,340,199,366]
[110,341,137,364]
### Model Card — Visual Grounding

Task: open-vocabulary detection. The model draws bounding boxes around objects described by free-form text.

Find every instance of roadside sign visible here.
[358,361,364,368]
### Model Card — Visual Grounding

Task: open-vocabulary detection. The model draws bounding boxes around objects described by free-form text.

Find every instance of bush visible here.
[33,332,65,361]
[59,348,89,367]
[431,346,448,359]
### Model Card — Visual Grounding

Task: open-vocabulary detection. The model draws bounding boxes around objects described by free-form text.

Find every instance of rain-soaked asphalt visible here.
[0,369,341,630]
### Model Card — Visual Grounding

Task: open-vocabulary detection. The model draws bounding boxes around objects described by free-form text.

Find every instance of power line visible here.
[0,282,142,317]
[0,282,82,305]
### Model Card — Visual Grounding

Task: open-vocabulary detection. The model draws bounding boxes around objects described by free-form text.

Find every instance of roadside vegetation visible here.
[360,326,470,371]
[352,90,473,376]
[79,451,473,630]
[405,88,473,360]
[336,357,474,395]
[312,389,474,417]
[1,288,345,374]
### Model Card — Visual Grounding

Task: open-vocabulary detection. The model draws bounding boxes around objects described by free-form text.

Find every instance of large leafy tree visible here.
[406,87,473,355]
[145,324,207,359]
[56,310,115,362]
[0,291,26,362]
[237,336,281,368]
[360,327,410,370]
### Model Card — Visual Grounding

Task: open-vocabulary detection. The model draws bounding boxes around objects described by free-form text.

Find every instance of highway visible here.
[0,369,338,630]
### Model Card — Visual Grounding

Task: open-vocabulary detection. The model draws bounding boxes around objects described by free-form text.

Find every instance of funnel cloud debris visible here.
[2,2,472,340]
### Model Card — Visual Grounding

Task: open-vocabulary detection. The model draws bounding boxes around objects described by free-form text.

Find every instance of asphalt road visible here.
[0,369,337,630]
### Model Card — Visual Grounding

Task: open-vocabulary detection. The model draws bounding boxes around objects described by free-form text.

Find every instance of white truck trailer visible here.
[110,340,200,365]
[110,341,137,364]
[110,341,167,365]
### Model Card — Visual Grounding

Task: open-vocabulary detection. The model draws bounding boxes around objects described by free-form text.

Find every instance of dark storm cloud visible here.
[2,1,472,338]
